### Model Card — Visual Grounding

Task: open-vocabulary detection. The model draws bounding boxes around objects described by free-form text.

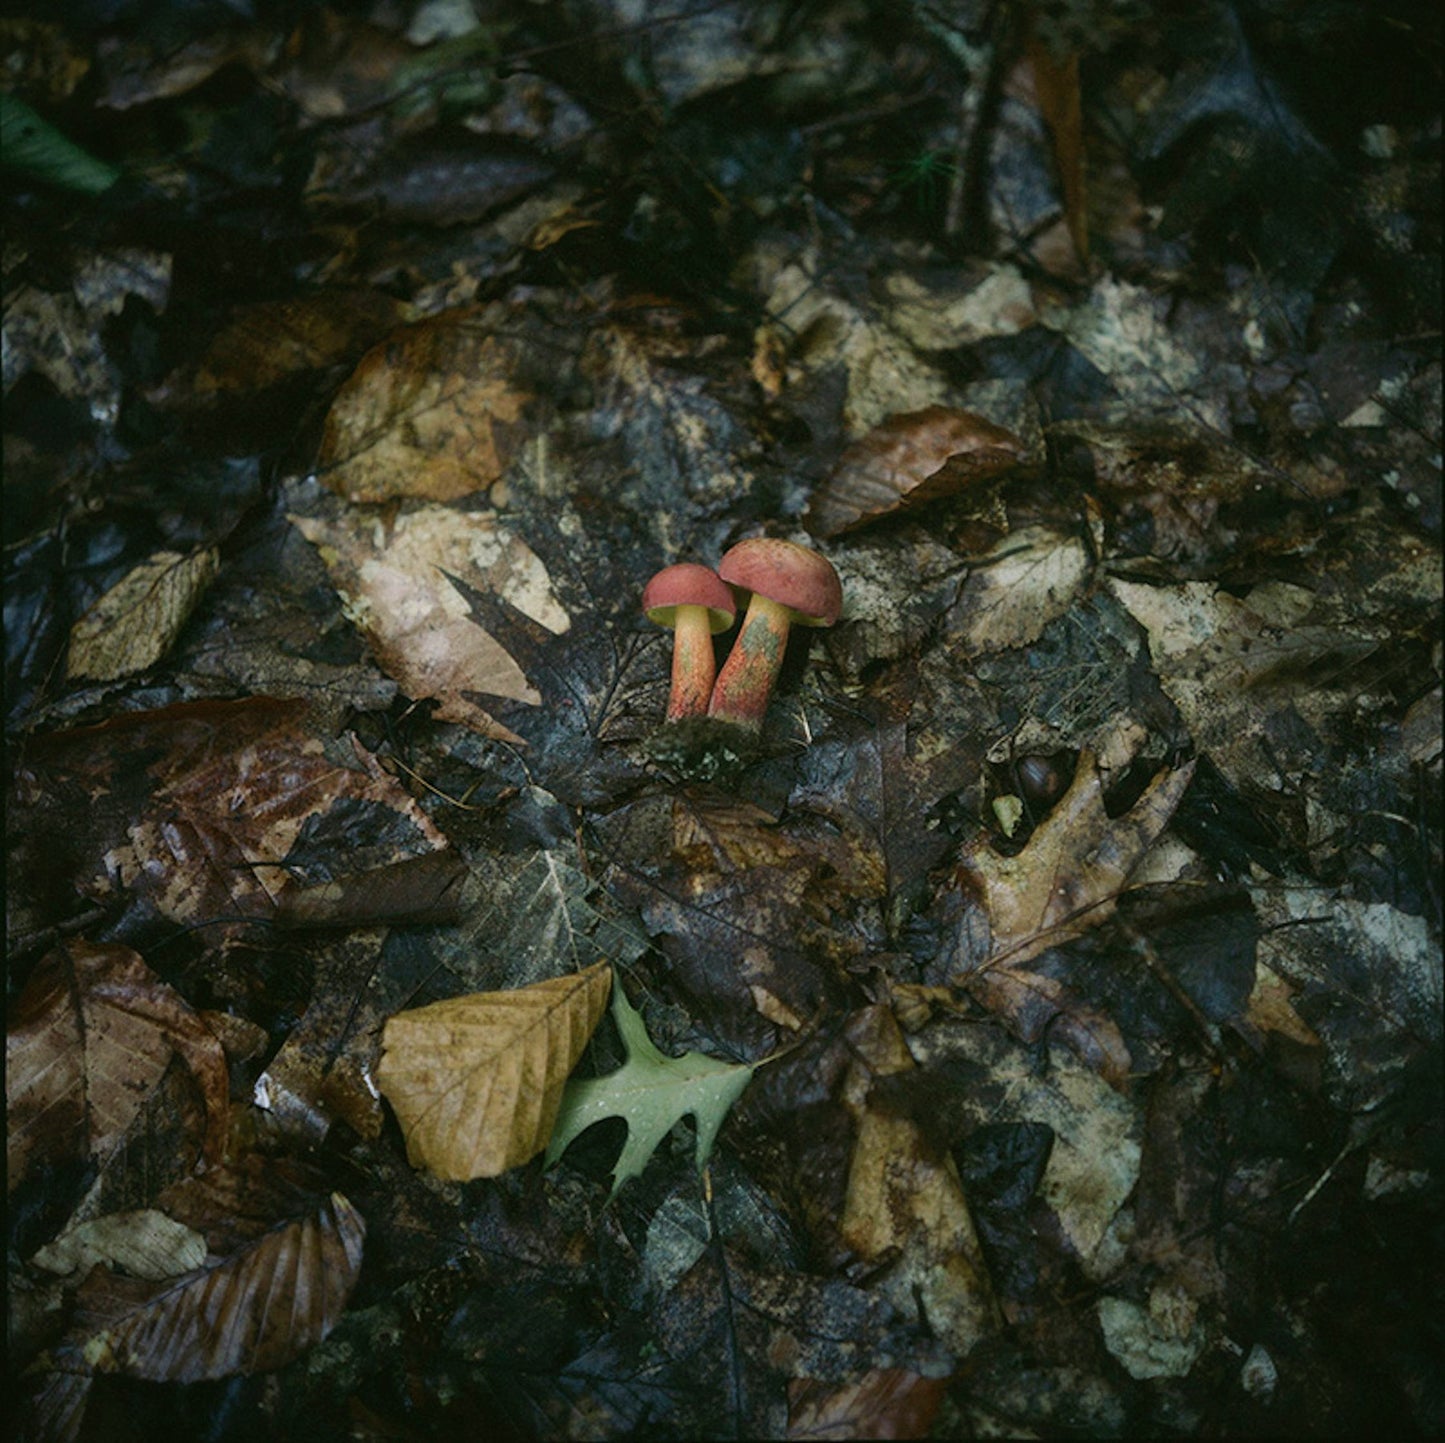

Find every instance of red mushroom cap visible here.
[716,538,842,627]
[642,563,737,633]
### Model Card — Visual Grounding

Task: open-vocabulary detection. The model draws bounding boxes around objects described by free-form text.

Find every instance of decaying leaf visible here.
[787,1367,950,1440]
[31,1210,208,1282]
[949,524,1092,654]
[74,698,451,931]
[67,547,219,682]
[68,1189,365,1381]
[317,307,545,504]
[192,289,408,395]
[6,941,229,1193]
[377,960,612,1181]
[957,751,1197,971]
[547,982,756,1199]
[838,1006,998,1358]
[291,501,569,741]
[806,406,1031,538]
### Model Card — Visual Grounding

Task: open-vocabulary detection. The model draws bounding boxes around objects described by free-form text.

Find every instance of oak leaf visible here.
[546,983,755,1200]
[376,961,612,1181]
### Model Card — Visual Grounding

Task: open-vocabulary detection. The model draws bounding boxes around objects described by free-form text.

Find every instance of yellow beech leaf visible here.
[376,962,612,1182]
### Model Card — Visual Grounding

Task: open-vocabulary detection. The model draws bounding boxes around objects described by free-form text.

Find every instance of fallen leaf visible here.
[291,502,569,740]
[377,960,612,1181]
[6,941,229,1194]
[191,290,407,395]
[837,1006,998,1358]
[546,982,756,1200]
[806,406,1031,538]
[70,1189,364,1380]
[957,751,1197,971]
[31,1210,208,1282]
[317,307,544,504]
[787,1367,950,1440]
[66,547,219,682]
[949,524,1092,654]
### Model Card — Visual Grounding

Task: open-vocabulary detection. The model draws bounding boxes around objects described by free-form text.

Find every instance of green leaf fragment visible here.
[546,985,755,1200]
[1,93,121,195]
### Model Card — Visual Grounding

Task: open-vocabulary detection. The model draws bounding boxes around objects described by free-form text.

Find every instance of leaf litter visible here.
[4,4,1441,1439]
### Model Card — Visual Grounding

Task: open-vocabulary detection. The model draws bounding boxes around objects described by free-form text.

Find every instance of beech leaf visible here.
[545,984,756,1200]
[376,961,612,1181]
[68,1189,365,1381]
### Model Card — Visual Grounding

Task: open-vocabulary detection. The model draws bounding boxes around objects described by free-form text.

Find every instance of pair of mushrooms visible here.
[643,539,842,730]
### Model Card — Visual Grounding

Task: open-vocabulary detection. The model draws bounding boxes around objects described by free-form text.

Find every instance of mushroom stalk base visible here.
[665,606,718,721]
[707,593,792,730]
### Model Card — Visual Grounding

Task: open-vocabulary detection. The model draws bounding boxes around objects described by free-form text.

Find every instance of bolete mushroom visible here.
[642,563,737,721]
[707,538,842,730]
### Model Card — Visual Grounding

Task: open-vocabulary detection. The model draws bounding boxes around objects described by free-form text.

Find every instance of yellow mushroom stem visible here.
[707,593,795,729]
[666,604,721,721]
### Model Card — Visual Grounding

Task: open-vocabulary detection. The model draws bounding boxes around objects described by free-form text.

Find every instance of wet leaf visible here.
[837,1006,998,1358]
[546,983,756,1200]
[787,1367,950,1440]
[65,1183,364,1381]
[31,1210,208,1282]
[316,308,549,504]
[192,290,407,396]
[291,501,569,741]
[377,960,612,1181]
[806,406,1031,538]
[66,547,219,682]
[6,941,229,1194]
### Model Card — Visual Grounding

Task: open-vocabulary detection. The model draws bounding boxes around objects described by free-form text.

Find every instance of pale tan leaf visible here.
[6,941,229,1193]
[957,751,1197,970]
[951,524,1091,654]
[291,503,569,740]
[72,1190,365,1381]
[376,961,612,1181]
[32,1210,208,1282]
[67,547,219,682]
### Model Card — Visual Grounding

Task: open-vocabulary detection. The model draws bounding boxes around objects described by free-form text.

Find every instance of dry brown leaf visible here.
[1026,34,1088,266]
[67,547,219,682]
[787,1367,950,1440]
[376,961,612,1181]
[317,309,541,503]
[838,1006,998,1358]
[291,503,569,741]
[806,406,1031,538]
[69,1188,364,1380]
[6,941,229,1194]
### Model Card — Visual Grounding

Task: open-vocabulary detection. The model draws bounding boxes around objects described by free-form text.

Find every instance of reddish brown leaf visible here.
[806,407,1031,537]
[16,698,452,936]
[1026,35,1088,266]
[68,1182,364,1381]
[6,941,229,1194]
[787,1368,950,1440]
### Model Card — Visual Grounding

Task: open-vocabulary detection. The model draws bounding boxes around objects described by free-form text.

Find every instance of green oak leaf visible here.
[545,984,755,1200]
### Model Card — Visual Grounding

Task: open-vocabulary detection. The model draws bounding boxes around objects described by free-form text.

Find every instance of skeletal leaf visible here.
[376,961,612,1181]
[546,983,756,1200]
[67,547,219,682]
